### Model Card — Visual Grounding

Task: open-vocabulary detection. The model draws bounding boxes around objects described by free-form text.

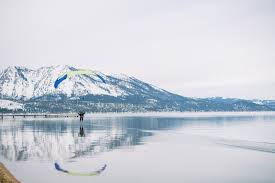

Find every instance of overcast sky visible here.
[0,0,274,99]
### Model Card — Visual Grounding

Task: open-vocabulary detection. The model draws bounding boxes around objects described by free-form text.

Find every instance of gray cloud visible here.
[0,0,274,99]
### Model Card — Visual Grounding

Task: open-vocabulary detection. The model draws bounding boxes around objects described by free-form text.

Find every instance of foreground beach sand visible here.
[0,163,20,183]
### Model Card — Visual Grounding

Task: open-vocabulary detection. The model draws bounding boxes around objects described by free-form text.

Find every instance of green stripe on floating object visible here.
[54,162,107,176]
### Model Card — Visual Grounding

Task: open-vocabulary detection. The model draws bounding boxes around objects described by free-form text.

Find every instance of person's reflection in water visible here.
[78,125,85,137]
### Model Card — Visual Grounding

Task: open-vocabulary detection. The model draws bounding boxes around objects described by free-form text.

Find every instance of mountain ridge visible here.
[0,65,274,113]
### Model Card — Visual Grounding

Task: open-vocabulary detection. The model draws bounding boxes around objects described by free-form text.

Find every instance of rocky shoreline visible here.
[0,163,20,183]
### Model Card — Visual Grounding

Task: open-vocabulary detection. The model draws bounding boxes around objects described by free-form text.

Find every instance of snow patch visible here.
[0,99,24,110]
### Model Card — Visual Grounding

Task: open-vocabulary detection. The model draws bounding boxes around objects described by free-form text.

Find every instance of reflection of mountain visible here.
[0,121,142,161]
[1,115,271,161]
[2,115,274,162]
[0,117,185,162]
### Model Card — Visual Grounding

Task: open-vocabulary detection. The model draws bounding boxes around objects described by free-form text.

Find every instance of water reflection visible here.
[78,125,85,137]
[0,115,274,162]
[0,117,185,162]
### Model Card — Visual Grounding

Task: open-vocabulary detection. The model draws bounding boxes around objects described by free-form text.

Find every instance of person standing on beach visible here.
[78,112,85,122]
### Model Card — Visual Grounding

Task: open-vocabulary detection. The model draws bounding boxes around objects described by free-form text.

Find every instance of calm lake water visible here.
[1,113,275,183]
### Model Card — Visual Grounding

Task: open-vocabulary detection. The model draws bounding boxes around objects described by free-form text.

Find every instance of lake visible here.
[1,112,275,183]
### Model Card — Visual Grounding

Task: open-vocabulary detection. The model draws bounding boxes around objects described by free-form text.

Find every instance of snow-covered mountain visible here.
[0,66,274,112]
[0,65,154,99]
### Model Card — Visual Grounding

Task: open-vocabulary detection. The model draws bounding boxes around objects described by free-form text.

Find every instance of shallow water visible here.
[1,113,275,183]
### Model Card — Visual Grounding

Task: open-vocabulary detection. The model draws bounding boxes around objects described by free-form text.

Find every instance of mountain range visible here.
[0,65,274,113]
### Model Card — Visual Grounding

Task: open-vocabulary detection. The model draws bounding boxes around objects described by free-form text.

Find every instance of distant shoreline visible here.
[0,163,21,183]
[1,111,275,119]
[0,113,78,119]
[86,111,275,118]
